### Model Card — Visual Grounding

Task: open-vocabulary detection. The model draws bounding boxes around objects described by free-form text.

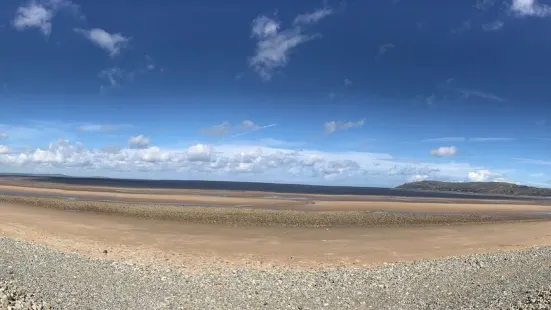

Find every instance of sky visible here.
[0,0,550,187]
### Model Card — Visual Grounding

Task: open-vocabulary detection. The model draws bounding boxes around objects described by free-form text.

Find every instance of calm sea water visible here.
[6,175,543,201]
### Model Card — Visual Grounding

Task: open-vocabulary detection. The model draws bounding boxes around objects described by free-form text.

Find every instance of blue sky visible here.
[0,0,550,187]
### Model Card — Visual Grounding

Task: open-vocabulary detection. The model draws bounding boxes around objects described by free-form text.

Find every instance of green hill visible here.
[396,181,551,197]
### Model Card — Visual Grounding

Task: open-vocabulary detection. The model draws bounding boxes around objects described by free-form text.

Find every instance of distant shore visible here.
[1,174,544,201]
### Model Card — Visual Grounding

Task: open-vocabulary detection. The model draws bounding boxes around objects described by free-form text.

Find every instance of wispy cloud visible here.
[468,137,515,142]
[12,0,81,36]
[201,120,276,139]
[74,28,130,57]
[293,7,333,25]
[324,120,365,135]
[532,137,551,141]
[456,88,506,102]
[97,55,158,92]
[228,123,277,139]
[344,78,352,88]
[376,43,395,59]
[422,137,466,143]
[451,20,472,34]
[475,0,497,10]
[0,133,8,140]
[422,137,514,143]
[511,0,551,17]
[425,93,436,105]
[482,20,504,31]
[430,146,458,157]
[249,7,333,80]
[77,124,129,133]
[514,157,551,165]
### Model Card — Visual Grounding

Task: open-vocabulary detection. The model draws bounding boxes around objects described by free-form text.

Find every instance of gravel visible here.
[1,236,551,310]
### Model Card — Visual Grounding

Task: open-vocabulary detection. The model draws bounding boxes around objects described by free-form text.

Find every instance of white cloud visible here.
[410,174,429,182]
[249,7,332,80]
[324,120,365,135]
[0,145,10,154]
[468,137,515,142]
[0,138,508,186]
[514,158,551,165]
[200,122,231,138]
[200,120,276,139]
[77,124,127,133]
[187,144,214,162]
[74,28,130,57]
[13,3,54,36]
[511,0,551,17]
[423,137,466,142]
[128,135,150,149]
[456,88,506,102]
[482,20,504,31]
[0,133,8,140]
[293,7,333,25]
[430,146,458,157]
[467,169,502,182]
[98,67,126,91]
[12,0,80,36]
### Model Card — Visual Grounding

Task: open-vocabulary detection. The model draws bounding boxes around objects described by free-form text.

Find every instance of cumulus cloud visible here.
[511,0,551,17]
[12,0,80,36]
[186,144,213,162]
[249,7,332,80]
[467,169,502,182]
[13,3,53,36]
[430,146,458,157]
[0,138,506,186]
[410,174,429,182]
[128,135,150,149]
[324,120,365,135]
[482,20,504,31]
[74,28,130,57]
[0,145,10,154]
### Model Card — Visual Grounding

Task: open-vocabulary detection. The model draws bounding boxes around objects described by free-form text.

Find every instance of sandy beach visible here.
[2,182,551,309]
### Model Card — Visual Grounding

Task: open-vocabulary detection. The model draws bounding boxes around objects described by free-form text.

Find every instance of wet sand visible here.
[1,182,551,271]
[2,201,551,271]
[1,183,551,214]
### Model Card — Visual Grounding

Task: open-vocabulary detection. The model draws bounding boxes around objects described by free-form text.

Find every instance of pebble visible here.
[1,236,551,309]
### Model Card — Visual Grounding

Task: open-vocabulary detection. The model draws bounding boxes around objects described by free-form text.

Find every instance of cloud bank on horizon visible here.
[0,0,551,187]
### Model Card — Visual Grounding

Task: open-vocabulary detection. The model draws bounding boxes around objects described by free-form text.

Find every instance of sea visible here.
[2,175,543,201]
